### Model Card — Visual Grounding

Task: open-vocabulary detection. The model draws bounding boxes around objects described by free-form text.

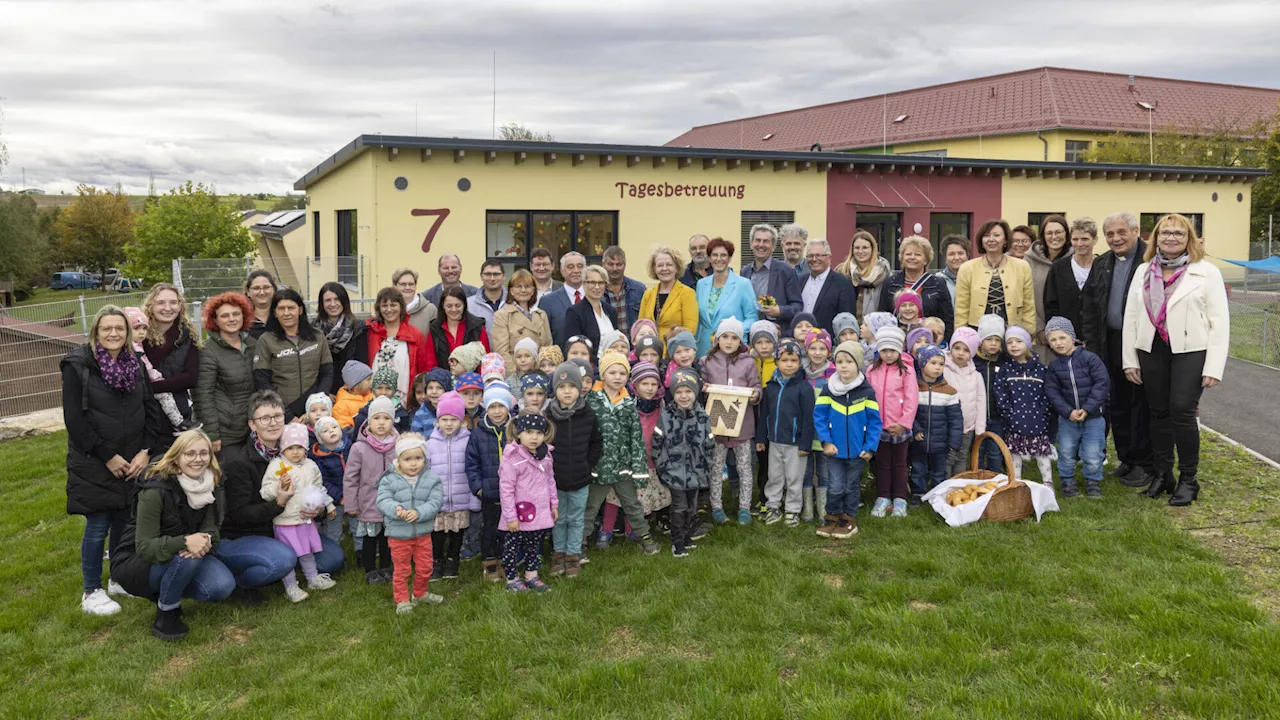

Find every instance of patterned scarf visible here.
[95,344,139,392]
[251,431,281,461]
[316,314,355,352]
[635,395,662,414]
[364,428,398,454]
[1143,253,1190,344]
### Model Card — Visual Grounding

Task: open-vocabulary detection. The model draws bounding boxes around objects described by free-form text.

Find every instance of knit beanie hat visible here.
[715,317,744,341]
[748,319,778,345]
[834,340,867,371]
[666,331,697,358]
[915,344,946,369]
[630,361,660,387]
[394,432,428,459]
[566,335,594,356]
[569,357,593,379]
[671,367,700,395]
[634,335,662,358]
[435,390,465,421]
[281,423,309,450]
[788,312,818,336]
[483,384,513,411]
[832,312,859,339]
[450,341,486,372]
[514,412,549,434]
[895,289,923,313]
[598,349,630,379]
[629,319,658,345]
[552,361,583,390]
[906,327,934,352]
[875,326,905,353]
[315,416,341,439]
[1045,316,1078,344]
[342,360,373,389]
[305,392,332,413]
[455,372,483,393]
[479,352,506,383]
[368,396,395,420]
[1005,326,1033,349]
[371,364,399,391]
[978,314,1006,341]
[519,371,550,395]
[804,328,832,353]
[775,337,804,359]
[424,367,453,391]
[513,337,540,359]
[537,344,563,367]
[598,330,628,359]
[865,311,897,335]
[948,327,979,357]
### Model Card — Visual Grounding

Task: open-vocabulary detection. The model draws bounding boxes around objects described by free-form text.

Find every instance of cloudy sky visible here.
[2,0,1278,195]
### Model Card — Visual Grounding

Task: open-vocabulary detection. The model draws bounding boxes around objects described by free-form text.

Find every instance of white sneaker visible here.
[413,591,445,605]
[395,601,415,615]
[81,588,121,616]
[107,579,134,598]
[284,585,309,603]
[307,574,336,591]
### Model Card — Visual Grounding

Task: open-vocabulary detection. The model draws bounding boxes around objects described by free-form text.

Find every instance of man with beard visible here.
[680,234,712,288]
[780,224,810,277]
[740,223,803,329]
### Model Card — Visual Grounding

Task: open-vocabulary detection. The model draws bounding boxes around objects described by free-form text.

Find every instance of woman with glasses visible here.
[639,245,699,344]
[253,288,334,421]
[1122,214,1229,507]
[392,267,437,338]
[561,265,618,355]
[195,292,258,454]
[491,268,553,367]
[1025,216,1072,360]
[695,237,758,356]
[63,305,165,616]
[243,270,277,339]
[141,282,201,439]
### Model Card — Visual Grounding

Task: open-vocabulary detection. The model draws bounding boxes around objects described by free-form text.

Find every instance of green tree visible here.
[269,194,305,211]
[1252,124,1280,251]
[232,194,257,211]
[125,181,254,284]
[54,184,133,289]
[499,123,554,142]
[0,193,44,294]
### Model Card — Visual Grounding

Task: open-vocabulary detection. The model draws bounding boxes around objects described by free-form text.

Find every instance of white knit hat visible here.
[715,317,745,340]
[978,314,1006,341]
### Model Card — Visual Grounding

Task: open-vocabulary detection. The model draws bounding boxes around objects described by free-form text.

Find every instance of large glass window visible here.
[1141,213,1204,240]
[485,211,617,277]
[928,213,970,269]
[1065,140,1091,163]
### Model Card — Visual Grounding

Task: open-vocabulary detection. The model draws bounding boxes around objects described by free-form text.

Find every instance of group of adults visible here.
[65,210,1227,635]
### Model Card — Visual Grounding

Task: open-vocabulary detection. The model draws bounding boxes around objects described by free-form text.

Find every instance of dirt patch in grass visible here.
[219,626,254,646]
[822,574,844,589]
[600,625,648,661]
[908,600,937,612]
[150,653,197,684]
[87,627,113,644]
[778,667,797,682]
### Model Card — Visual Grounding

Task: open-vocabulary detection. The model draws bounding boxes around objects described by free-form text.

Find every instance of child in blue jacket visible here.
[755,338,815,527]
[910,345,963,503]
[1044,317,1110,498]
[813,340,882,540]
[311,416,349,544]
[994,327,1054,485]
[464,384,512,583]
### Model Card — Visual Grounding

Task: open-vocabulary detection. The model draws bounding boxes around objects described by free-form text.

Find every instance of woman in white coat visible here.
[1122,214,1228,506]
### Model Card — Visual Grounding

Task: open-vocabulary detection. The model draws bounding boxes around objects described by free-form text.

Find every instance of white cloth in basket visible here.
[921,475,1059,527]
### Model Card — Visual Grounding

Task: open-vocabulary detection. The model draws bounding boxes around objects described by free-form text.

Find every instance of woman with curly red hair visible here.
[194,292,258,453]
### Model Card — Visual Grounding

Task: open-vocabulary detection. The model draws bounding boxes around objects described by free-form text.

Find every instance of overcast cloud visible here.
[1,0,1278,194]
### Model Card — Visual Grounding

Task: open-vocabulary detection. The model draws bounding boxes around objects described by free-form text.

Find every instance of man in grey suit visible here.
[537,251,587,348]
[530,247,563,301]
[421,253,479,308]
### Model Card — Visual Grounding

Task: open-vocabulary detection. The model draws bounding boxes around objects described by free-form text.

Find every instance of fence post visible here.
[78,294,89,336]
[1264,313,1270,368]
[172,258,183,292]
[191,301,203,341]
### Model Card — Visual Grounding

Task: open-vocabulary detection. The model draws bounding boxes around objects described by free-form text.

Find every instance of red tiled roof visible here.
[666,67,1280,152]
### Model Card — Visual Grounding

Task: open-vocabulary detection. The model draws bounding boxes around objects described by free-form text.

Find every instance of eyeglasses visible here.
[253,413,285,425]
[250,286,274,293]
[395,282,416,290]
[182,450,211,460]
[481,272,505,279]
[806,253,830,260]
[583,280,606,287]
[1158,229,1188,239]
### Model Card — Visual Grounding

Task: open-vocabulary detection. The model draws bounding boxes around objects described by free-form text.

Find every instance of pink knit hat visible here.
[281,423,309,451]
[895,290,923,314]
[436,390,465,421]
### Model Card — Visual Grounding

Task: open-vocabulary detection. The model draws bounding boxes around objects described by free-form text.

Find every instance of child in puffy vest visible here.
[375,432,444,614]
[943,328,987,477]
[500,413,558,593]
[865,326,918,518]
[260,423,337,603]
[1044,317,1110,498]
[910,345,963,504]
[813,341,881,539]
[310,416,349,544]
[425,391,476,581]
[995,327,1054,485]
[700,319,762,527]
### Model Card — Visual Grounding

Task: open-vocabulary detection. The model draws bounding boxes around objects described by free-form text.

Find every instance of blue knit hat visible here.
[914,344,947,370]
[483,384,512,411]
[424,367,453,392]
[666,331,697,359]
[1045,316,1078,344]
[519,371,550,395]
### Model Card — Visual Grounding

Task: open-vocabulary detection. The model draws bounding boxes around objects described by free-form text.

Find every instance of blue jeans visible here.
[213,535,296,589]
[804,453,828,489]
[979,418,1005,472]
[312,535,345,576]
[148,554,236,610]
[825,457,865,516]
[552,487,589,554]
[909,447,950,497]
[81,510,125,593]
[1057,415,1106,485]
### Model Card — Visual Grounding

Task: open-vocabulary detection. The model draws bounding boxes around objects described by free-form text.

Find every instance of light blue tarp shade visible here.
[1221,257,1280,274]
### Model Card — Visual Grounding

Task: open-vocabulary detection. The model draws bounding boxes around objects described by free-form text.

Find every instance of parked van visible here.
[50,272,100,290]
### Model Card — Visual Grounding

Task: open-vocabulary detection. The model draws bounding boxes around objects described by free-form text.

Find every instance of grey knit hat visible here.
[832,312,860,340]
[1045,316,1078,344]
[551,361,583,390]
[671,367,700,395]
[342,360,373,389]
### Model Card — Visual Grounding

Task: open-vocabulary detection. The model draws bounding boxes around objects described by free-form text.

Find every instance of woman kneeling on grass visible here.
[110,429,236,641]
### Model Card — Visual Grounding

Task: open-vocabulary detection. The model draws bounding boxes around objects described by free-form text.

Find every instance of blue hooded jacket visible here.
[813,374,882,459]
[755,371,815,447]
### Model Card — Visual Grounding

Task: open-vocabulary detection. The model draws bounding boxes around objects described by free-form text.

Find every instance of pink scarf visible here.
[1142,254,1189,344]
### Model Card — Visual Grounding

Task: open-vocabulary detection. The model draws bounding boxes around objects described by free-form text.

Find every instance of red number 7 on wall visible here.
[411,208,451,252]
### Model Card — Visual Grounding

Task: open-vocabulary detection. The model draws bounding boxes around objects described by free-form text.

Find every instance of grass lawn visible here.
[1,432,1278,718]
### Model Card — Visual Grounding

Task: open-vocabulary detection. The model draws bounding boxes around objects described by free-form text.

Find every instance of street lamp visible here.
[1137,101,1155,164]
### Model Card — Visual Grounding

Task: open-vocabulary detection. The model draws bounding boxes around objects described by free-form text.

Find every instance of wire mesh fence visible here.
[1225,265,1280,368]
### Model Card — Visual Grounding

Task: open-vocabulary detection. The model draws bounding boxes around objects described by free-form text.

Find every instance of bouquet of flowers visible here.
[757,295,777,309]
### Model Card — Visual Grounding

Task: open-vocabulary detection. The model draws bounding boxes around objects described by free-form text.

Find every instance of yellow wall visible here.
[887,130,1117,162]
[305,149,829,295]
[302,151,377,297]
[1001,175,1253,278]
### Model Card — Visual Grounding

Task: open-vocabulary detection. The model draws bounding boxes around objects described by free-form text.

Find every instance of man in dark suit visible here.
[530,247,564,301]
[680,234,713,288]
[799,238,856,333]
[740,223,803,329]
[421,253,479,307]
[1080,212,1152,487]
[537,251,587,348]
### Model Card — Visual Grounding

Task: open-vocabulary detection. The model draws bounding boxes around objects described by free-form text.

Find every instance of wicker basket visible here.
[952,432,1034,523]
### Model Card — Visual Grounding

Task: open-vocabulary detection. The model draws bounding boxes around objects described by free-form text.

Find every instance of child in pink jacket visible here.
[865,326,918,517]
[344,396,400,584]
[500,413,558,593]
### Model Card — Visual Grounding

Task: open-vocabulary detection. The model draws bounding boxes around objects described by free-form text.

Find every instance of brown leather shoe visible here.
[832,514,859,539]
[564,554,581,578]
[549,552,566,577]
[817,514,840,538]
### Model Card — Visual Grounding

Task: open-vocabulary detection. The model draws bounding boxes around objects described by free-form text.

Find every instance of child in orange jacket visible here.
[334,360,374,430]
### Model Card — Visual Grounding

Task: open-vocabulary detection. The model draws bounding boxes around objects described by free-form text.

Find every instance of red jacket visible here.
[366,318,436,381]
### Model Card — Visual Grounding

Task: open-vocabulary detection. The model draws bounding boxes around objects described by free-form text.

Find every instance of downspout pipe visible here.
[1036,130,1048,161]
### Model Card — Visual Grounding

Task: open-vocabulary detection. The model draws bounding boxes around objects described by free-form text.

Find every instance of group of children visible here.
[265,289,1111,612]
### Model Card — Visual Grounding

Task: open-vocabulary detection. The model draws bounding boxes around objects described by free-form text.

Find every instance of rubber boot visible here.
[152,607,189,642]
[1143,470,1176,499]
[549,552,566,577]
[1168,474,1199,507]
[814,486,828,523]
[800,488,814,523]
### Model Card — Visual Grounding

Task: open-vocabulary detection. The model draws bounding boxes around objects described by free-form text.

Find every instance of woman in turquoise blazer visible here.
[695,238,759,356]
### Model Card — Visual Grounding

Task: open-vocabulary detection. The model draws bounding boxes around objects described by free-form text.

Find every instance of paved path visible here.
[1199,356,1280,463]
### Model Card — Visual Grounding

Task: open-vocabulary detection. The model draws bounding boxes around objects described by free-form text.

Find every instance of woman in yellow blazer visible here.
[954,219,1037,333]
[638,246,699,344]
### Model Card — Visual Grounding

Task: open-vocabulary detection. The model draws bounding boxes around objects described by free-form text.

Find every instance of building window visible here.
[1027,212,1066,239]
[740,210,796,267]
[1065,140,1092,163]
[311,211,320,260]
[929,213,971,268]
[1141,213,1204,240]
[897,149,948,158]
[336,209,358,285]
[485,210,617,277]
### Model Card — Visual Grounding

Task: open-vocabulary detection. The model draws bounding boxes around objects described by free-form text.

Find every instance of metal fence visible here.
[172,255,366,304]
[1225,265,1280,368]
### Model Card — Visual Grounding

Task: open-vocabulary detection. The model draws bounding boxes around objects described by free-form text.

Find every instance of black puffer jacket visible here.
[545,398,603,492]
[652,402,715,491]
[218,440,283,539]
[61,345,163,516]
[194,332,257,447]
[324,321,368,396]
